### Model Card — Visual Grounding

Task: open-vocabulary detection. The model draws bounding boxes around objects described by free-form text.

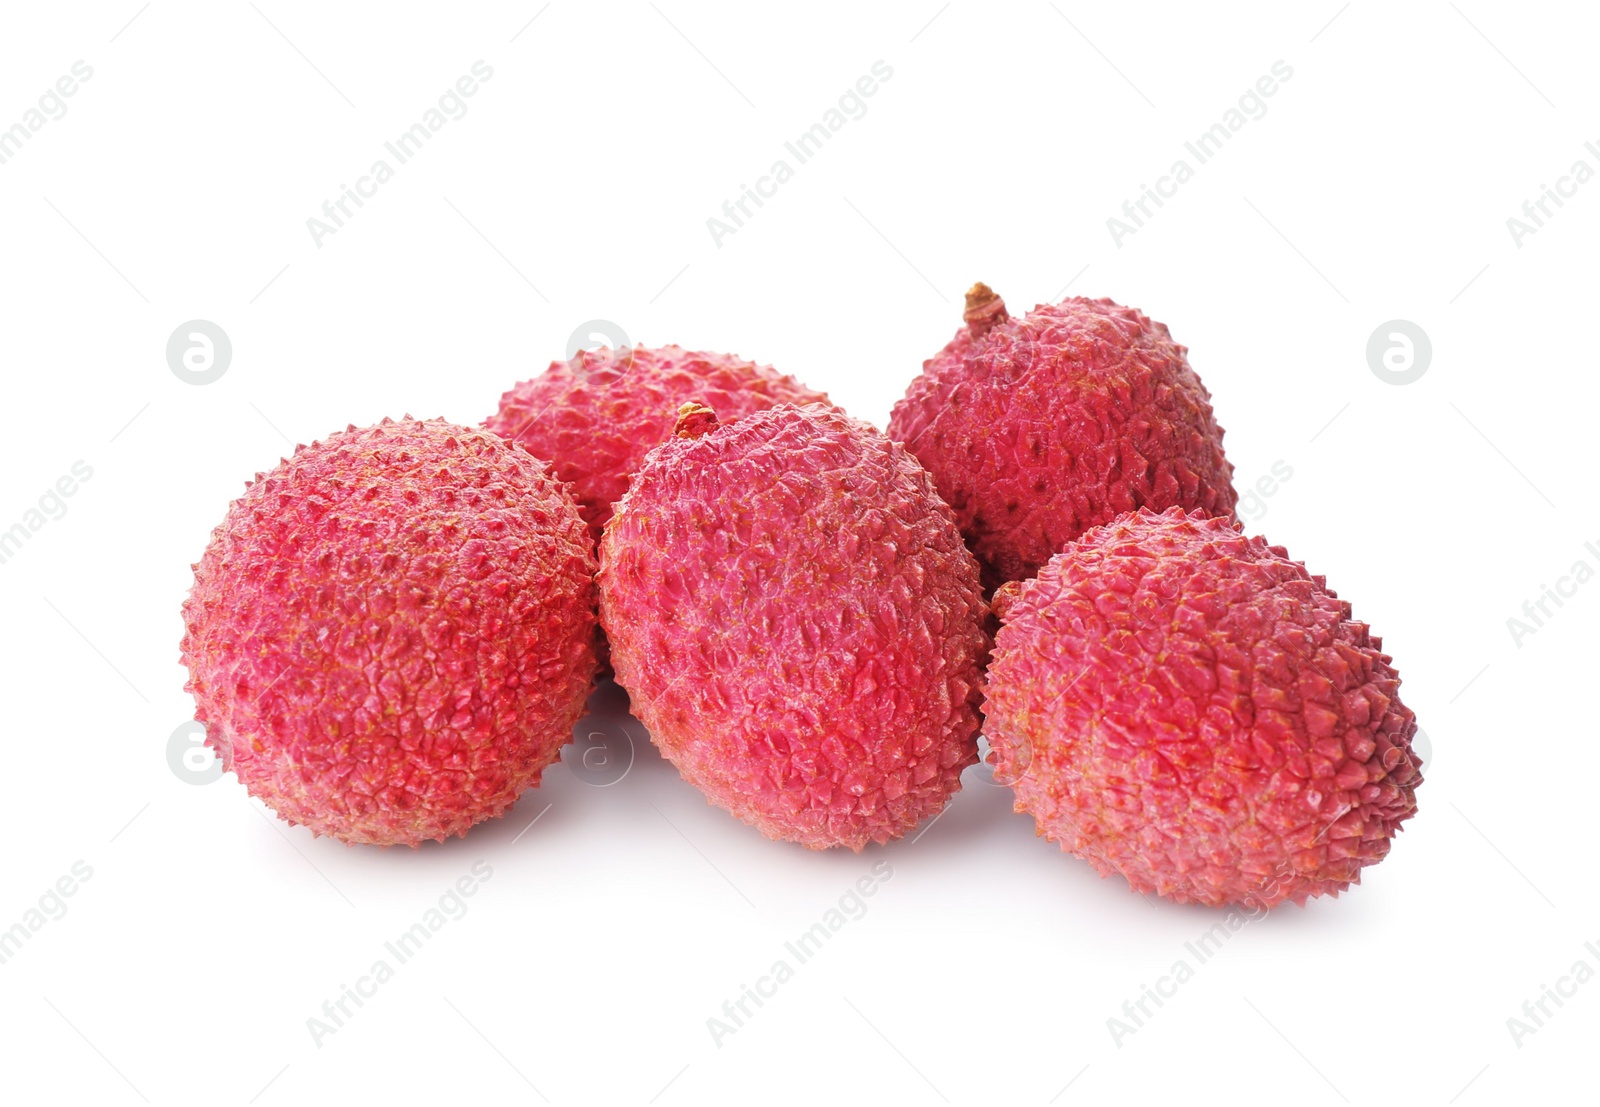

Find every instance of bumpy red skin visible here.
[599,404,988,850]
[487,346,833,547]
[180,418,597,847]
[983,508,1421,907]
[888,295,1237,588]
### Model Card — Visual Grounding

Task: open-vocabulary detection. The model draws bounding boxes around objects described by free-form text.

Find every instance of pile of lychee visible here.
[181,284,1422,908]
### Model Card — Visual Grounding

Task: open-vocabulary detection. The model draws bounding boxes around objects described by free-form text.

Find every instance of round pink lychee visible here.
[599,402,988,850]
[983,507,1421,906]
[180,418,597,846]
[889,284,1237,587]
[487,345,833,546]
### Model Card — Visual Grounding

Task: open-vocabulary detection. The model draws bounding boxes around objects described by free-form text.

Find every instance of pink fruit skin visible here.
[983,508,1421,907]
[487,345,834,548]
[180,418,597,846]
[599,403,988,850]
[889,290,1237,588]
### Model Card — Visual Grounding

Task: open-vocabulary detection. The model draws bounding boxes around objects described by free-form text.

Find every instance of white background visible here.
[0,2,1593,1104]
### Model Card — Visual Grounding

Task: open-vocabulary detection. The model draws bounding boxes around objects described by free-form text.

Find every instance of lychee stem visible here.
[675,401,718,439]
[991,579,1025,623]
[963,282,1008,338]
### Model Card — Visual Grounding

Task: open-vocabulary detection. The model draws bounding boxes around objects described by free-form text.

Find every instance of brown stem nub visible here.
[963,282,1008,338]
[991,579,1025,623]
[674,401,718,439]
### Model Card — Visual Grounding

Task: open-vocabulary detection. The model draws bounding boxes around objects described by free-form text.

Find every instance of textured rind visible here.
[888,295,1238,587]
[598,404,988,850]
[180,417,598,847]
[487,345,834,546]
[983,508,1421,907]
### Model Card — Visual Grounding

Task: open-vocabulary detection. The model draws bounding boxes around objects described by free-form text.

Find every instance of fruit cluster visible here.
[181,283,1421,908]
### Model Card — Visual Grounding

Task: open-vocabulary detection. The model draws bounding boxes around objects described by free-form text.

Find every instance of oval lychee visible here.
[982,507,1421,907]
[888,284,1237,587]
[180,417,597,846]
[487,345,834,547]
[598,402,988,850]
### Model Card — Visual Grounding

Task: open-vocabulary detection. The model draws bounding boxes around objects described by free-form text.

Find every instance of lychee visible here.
[180,418,597,847]
[487,345,834,546]
[888,284,1237,587]
[598,402,988,850]
[983,508,1421,907]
